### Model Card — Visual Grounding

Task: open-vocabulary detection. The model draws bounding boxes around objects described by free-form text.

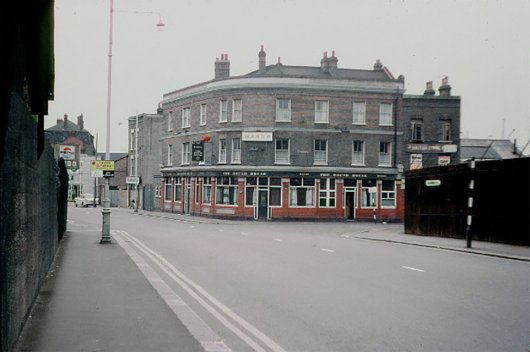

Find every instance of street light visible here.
[101,0,165,243]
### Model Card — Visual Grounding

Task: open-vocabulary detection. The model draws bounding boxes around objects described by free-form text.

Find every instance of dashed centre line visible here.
[402,266,425,273]
[273,238,283,242]
[321,248,335,253]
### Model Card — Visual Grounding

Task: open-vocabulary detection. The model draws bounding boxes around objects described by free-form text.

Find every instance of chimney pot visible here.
[439,76,452,96]
[424,81,436,95]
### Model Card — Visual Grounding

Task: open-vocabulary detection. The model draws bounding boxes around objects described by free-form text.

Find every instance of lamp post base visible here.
[101,207,112,243]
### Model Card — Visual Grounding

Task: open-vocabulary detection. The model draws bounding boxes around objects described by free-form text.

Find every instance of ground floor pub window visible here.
[245,177,282,206]
[245,177,257,206]
[202,177,211,204]
[289,177,315,207]
[164,177,172,201]
[174,176,182,202]
[361,179,378,208]
[319,178,336,207]
[216,176,238,205]
[381,180,396,208]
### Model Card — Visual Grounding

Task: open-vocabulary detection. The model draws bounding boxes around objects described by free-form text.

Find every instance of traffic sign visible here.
[91,160,115,171]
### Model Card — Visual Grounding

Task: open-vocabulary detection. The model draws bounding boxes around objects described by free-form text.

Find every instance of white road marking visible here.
[218,229,224,232]
[273,238,283,242]
[115,230,286,352]
[321,248,335,253]
[402,266,425,273]
[112,231,231,352]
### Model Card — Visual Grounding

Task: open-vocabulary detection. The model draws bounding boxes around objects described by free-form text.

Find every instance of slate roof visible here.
[460,138,520,161]
[45,119,96,155]
[244,64,395,81]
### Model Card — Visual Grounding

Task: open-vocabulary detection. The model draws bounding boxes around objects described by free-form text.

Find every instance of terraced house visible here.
[160,47,409,221]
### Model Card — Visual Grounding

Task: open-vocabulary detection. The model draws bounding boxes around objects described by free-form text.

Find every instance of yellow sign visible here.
[91,160,115,171]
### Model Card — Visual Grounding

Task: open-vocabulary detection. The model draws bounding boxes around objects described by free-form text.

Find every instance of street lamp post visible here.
[100,0,114,244]
[100,0,164,243]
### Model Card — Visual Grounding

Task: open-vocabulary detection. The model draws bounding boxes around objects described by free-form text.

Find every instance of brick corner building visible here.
[159,48,459,221]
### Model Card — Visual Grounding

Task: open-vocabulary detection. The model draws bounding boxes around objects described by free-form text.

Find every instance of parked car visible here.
[74,194,98,207]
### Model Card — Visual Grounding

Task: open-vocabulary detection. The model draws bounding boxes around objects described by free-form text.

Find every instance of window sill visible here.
[378,164,392,167]
[352,163,365,167]
[313,162,328,166]
[274,162,291,165]
[379,124,393,127]
[352,122,366,126]
[231,161,242,164]
[314,121,329,124]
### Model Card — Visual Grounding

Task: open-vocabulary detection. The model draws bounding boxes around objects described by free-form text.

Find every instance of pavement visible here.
[14,207,530,352]
[14,224,205,352]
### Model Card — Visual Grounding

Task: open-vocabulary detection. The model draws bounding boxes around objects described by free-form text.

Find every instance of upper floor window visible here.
[379,142,392,166]
[276,99,291,122]
[181,142,190,165]
[442,121,452,141]
[379,103,393,126]
[218,139,227,163]
[167,144,172,166]
[315,100,329,123]
[314,139,328,165]
[200,104,207,126]
[275,139,290,164]
[411,120,423,141]
[352,102,366,124]
[182,108,190,128]
[232,99,242,122]
[168,111,173,131]
[352,141,365,165]
[231,138,241,163]
[219,100,228,123]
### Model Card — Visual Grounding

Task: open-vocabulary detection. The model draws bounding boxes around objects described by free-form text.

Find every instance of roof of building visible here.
[244,64,395,81]
[45,116,95,155]
[460,138,521,160]
[97,152,128,161]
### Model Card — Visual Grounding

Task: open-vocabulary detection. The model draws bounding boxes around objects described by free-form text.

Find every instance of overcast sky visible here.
[47,0,530,153]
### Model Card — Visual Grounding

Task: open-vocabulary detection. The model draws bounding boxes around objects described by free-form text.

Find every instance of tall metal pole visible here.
[101,0,114,244]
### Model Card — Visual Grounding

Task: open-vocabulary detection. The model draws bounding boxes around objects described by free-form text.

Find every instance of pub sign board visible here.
[192,141,204,162]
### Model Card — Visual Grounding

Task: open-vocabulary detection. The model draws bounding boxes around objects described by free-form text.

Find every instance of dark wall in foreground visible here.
[405,158,530,245]
[0,93,64,352]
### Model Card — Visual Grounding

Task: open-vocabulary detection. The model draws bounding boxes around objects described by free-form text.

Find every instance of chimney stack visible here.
[157,102,163,115]
[77,113,84,130]
[258,45,266,73]
[321,51,329,72]
[327,50,338,70]
[424,81,436,95]
[63,113,68,128]
[373,59,383,71]
[214,53,230,80]
[56,118,62,125]
[439,76,451,96]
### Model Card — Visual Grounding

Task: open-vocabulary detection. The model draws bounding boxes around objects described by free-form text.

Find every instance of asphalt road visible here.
[70,207,530,352]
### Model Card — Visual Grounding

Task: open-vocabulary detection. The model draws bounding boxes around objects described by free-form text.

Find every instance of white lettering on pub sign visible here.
[242,132,273,142]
